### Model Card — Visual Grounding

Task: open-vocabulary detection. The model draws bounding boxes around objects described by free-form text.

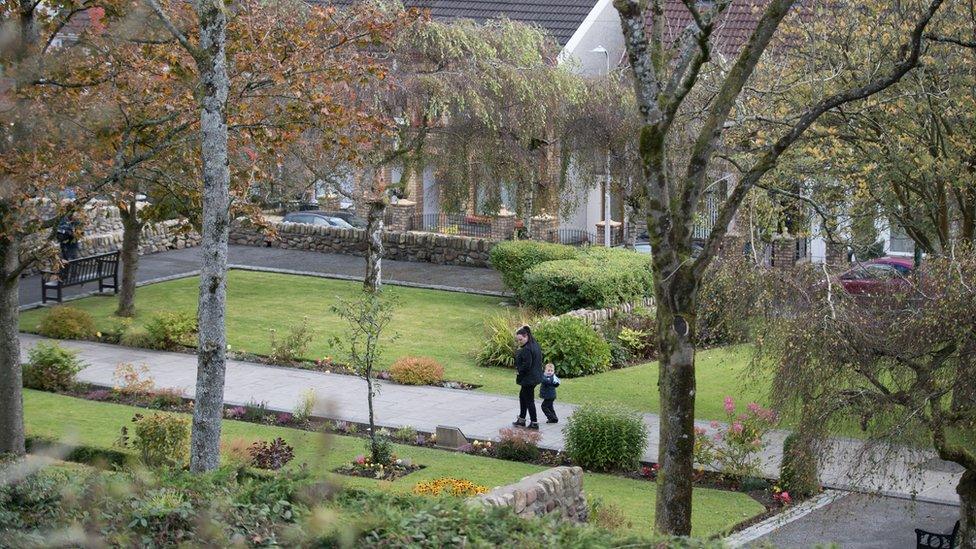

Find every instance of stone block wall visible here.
[557,296,655,328]
[230,220,496,268]
[79,219,201,257]
[469,466,587,523]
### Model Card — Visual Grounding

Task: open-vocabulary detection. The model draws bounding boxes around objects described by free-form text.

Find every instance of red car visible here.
[839,257,917,295]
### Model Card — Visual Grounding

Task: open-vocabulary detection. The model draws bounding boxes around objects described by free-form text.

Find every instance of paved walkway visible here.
[18,334,961,505]
[19,245,507,307]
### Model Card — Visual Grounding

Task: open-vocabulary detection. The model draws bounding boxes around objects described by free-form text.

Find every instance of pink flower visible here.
[724,396,735,415]
[354,455,365,465]
[747,402,761,414]
[694,427,706,435]
[731,422,744,434]
[709,420,720,429]
[781,491,792,504]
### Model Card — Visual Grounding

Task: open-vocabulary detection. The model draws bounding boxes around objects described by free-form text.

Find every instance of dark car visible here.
[318,210,367,229]
[282,211,354,229]
[839,257,916,295]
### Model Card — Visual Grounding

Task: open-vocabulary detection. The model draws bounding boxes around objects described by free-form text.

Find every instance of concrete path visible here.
[18,334,961,505]
[19,245,507,307]
[748,492,960,548]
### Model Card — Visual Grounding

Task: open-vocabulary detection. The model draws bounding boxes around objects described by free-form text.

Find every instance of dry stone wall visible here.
[468,466,587,523]
[557,296,656,327]
[79,219,201,256]
[230,220,496,268]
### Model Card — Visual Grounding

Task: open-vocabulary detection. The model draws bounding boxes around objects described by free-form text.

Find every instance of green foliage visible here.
[475,312,538,369]
[564,405,648,472]
[123,413,190,468]
[119,326,154,348]
[522,247,652,314]
[293,389,316,425]
[494,427,541,462]
[488,240,578,300]
[393,426,417,443]
[779,433,821,498]
[148,388,185,409]
[37,306,96,340]
[697,255,763,346]
[144,312,197,350]
[365,436,396,467]
[389,356,444,385]
[695,398,778,479]
[588,497,632,532]
[22,342,84,391]
[269,316,315,363]
[0,468,71,533]
[535,316,611,377]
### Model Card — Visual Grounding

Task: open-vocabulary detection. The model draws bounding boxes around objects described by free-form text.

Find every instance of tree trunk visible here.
[0,235,25,456]
[366,370,378,461]
[653,271,698,536]
[958,469,976,549]
[189,0,230,473]
[364,198,385,293]
[116,207,142,317]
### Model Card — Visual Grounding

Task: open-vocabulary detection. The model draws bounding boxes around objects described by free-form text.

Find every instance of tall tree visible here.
[612,0,946,534]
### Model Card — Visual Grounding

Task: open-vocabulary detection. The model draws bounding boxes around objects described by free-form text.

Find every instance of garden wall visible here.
[468,466,587,523]
[79,219,201,256]
[229,220,496,268]
[558,297,656,327]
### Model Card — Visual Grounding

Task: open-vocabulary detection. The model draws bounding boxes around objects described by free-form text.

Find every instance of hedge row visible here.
[488,240,579,301]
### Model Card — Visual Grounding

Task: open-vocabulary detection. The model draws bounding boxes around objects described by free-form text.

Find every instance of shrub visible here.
[698,397,778,479]
[475,312,537,369]
[144,312,197,350]
[366,436,396,466]
[293,389,316,424]
[22,342,84,391]
[535,316,611,377]
[521,247,652,314]
[113,362,155,395]
[488,240,578,300]
[494,427,541,462]
[120,327,155,348]
[393,426,417,443]
[269,316,314,363]
[589,497,631,532]
[413,478,489,497]
[388,356,444,385]
[564,405,647,471]
[37,306,96,340]
[149,388,186,409]
[249,438,296,471]
[122,413,190,468]
[779,432,821,498]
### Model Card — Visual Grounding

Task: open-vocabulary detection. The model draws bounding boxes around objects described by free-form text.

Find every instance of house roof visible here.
[325,0,600,46]
[649,0,770,57]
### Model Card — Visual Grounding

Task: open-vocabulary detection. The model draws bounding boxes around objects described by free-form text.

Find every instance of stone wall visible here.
[558,296,655,328]
[468,466,587,523]
[230,220,496,268]
[79,219,201,257]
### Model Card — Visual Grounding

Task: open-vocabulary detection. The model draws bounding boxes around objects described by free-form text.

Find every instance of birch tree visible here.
[612,0,946,534]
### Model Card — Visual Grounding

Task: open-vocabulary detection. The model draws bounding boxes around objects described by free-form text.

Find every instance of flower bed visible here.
[333,455,424,481]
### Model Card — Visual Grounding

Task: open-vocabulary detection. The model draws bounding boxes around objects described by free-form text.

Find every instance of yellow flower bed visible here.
[412,477,489,497]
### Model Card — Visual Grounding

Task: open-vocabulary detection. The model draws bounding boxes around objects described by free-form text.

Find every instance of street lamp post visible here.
[591,45,612,247]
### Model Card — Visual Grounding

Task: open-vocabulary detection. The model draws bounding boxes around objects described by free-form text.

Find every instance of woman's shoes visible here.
[546,418,558,424]
[527,422,539,430]
[512,417,527,427]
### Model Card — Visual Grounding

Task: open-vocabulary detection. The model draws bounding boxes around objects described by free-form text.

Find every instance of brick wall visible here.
[468,466,587,523]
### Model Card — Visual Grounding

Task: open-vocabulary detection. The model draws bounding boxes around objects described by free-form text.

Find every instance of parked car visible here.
[317,210,367,229]
[282,211,354,229]
[839,257,917,295]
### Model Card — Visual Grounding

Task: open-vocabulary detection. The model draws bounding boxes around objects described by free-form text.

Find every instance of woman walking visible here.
[513,325,543,429]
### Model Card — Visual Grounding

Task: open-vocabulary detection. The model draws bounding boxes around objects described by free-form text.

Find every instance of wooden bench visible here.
[916,520,959,548]
[41,251,120,304]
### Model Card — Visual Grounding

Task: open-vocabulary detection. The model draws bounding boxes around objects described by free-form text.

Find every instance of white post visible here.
[592,45,612,248]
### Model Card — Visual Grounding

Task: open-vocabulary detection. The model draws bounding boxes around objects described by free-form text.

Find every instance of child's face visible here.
[545,365,554,375]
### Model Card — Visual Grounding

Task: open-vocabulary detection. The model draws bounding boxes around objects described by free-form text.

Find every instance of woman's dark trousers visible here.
[518,385,538,423]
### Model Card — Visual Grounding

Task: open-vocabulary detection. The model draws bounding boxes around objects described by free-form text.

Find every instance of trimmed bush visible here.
[535,316,611,377]
[37,306,96,340]
[779,432,821,498]
[144,312,197,350]
[564,405,647,471]
[389,356,444,385]
[522,247,652,314]
[123,413,190,468]
[489,240,578,300]
[22,342,85,391]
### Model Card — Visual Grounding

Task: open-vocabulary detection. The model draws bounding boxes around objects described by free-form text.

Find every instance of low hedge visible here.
[489,240,579,300]
[535,316,612,377]
[522,247,652,314]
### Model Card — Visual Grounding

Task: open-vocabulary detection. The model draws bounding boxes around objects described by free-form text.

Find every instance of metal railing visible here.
[408,213,493,238]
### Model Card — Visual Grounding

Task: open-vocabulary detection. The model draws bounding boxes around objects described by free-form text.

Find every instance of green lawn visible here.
[20,270,768,421]
[23,389,765,538]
